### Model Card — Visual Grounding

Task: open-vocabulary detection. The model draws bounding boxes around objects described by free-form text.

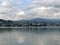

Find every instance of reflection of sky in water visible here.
[0,28,60,45]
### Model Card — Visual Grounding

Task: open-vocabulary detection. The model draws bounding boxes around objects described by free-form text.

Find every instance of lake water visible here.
[0,28,60,45]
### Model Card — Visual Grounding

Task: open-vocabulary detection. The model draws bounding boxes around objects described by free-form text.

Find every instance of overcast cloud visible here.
[0,0,60,20]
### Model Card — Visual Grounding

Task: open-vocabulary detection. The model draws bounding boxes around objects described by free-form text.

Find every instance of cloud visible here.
[25,0,60,19]
[0,0,33,20]
[27,6,60,19]
[0,1,8,6]
[0,4,26,20]
[0,0,60,20]
[0,0,30,20]
[32,0,60,7]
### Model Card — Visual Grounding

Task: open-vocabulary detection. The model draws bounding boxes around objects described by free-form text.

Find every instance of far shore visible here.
[0,26,60,28]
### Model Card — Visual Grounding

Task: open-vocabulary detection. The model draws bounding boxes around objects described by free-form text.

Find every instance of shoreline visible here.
[0,26,60,28]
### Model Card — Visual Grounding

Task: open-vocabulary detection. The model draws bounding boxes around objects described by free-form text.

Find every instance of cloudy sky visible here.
[0,0,60,20]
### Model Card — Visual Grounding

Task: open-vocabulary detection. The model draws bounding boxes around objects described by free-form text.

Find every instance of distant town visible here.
[0,19,60,27]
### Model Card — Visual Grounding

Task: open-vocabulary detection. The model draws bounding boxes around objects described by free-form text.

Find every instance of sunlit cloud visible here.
[18,11,25,15]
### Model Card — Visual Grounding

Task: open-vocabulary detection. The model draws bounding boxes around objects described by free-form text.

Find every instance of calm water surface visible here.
[0,28,60,45]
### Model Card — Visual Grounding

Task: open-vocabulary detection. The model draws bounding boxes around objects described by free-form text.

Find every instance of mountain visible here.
[0,19,15,25]
[31,18,60,22]
[0,18,60,24]
[17,18,60,23]
[0,18,60,27]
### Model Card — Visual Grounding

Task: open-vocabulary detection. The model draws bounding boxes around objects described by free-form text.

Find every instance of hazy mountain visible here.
[0,18,60,23]
[0,18,60,27]
[31,18,60,22]
[17,18,60,23]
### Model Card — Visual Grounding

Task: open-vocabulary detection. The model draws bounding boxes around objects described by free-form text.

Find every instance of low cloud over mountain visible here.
[0,0,60,20]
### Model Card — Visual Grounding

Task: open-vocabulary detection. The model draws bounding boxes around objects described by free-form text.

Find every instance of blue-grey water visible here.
[0,28,60,45]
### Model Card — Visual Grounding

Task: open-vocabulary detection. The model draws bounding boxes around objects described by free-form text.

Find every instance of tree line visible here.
[0,19,60,27]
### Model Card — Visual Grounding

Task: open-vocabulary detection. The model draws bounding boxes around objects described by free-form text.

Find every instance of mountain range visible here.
[18,18,60,23]
[0,18,60,26]
[0,18,60,24]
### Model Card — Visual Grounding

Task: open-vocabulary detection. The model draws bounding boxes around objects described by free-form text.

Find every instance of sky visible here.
[0,0,60,20]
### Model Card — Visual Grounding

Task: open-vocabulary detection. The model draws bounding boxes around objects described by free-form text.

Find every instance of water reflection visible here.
[0,28,60,45]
